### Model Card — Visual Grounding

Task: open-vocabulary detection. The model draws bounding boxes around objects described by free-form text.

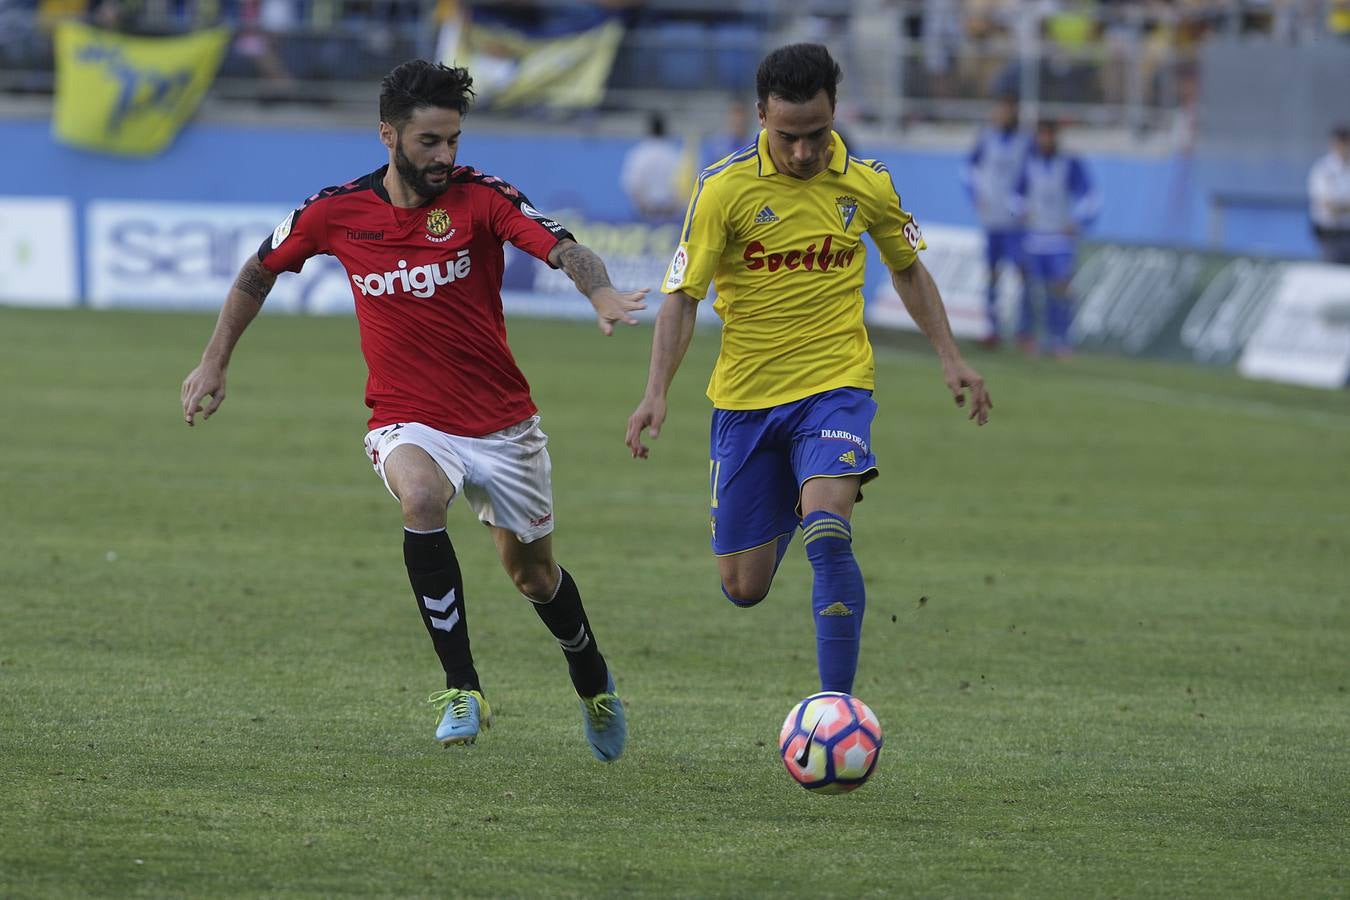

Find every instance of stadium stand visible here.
[3,0,1347,131]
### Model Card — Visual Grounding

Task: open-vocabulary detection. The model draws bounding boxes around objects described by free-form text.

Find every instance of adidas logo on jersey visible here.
[754,205,779,224]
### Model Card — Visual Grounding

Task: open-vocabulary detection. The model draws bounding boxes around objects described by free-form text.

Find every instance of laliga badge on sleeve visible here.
[271,210,295,249]
[664,245,689,291]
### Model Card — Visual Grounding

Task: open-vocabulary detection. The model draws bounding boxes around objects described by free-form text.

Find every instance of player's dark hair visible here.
[1333,124,1350,142]
[756,43,842,108]
[380,60,475,129]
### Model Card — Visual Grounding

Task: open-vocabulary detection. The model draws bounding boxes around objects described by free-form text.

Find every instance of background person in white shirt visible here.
[621,112,686,223]
[1308,125,1350,264]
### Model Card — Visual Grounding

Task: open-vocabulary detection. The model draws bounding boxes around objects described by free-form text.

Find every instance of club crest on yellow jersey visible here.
[835,195,858,231]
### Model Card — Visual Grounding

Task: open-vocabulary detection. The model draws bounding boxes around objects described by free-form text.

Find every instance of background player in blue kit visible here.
[962,94,1031,349]
[1012,119,1100,358]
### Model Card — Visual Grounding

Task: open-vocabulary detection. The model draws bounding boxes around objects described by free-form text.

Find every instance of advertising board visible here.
[0,196,78,307]
[86,201,354,313]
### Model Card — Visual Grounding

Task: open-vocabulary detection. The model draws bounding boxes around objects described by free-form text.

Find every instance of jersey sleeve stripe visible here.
[683,147,758,241]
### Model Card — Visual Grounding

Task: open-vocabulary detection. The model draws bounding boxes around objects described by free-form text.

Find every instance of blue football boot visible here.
[427,688,491,746]
[578,675,626,762]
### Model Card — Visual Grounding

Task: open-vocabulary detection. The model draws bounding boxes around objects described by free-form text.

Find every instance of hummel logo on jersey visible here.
[754,205,779,224]
[819,602,853,617]
[838,450,857,467]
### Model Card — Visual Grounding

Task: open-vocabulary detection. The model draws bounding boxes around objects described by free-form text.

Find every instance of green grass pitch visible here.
[1,306,1346,898]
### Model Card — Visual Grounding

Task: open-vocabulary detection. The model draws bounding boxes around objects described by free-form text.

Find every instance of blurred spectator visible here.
[232,0,296,100]
[36,0,82,28]
[921,0,963,100]
[962,94,1031,349]
[1012,119,1100,358]
[1,0,40,70]
[89,0,144,31]
[1330,0,1350,36]
[702,95,754,166]
[1308,125,1350,264]
[621,111,685,223]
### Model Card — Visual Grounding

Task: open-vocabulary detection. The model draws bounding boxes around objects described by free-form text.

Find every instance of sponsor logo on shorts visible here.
[820,429,869,454]
[351,252,472,299]
[529,513,553,529]
[838,450,857,467]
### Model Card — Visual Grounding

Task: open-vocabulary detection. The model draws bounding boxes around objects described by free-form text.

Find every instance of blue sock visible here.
[1017,280,1038,339]
[802,511,865,694]
[985,276,1000,336]
[1047,292,1074,350]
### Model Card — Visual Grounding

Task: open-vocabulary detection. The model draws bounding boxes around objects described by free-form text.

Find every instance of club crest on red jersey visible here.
[425,209,456,243]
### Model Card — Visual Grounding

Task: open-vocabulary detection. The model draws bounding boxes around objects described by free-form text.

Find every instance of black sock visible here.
[530,566,609,697]
[403,528,480,692]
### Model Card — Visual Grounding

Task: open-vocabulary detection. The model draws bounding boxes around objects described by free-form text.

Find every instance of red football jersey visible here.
[258,165,573,436]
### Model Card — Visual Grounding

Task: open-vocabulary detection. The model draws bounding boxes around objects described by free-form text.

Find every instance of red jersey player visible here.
[180,60,646,760]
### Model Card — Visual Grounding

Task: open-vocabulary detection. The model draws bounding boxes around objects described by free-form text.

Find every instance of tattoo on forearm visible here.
[558,243,613,296]
[234,258,277,304]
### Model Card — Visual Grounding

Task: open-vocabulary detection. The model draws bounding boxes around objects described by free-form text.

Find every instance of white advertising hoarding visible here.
[0,196,78,307]
[86,201,355,314]
[865,223,1019,341]
[1237,262,1350,389]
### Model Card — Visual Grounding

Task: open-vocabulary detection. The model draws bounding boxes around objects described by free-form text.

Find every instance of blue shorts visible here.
[986,229,1024,268]
[709,387,879,556]
[1025,249,1075,283]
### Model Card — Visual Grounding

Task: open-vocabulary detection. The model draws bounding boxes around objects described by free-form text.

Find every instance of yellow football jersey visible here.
[662,130,926,410]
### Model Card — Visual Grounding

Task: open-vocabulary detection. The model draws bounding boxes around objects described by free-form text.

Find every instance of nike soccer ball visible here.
[779,692,883,794]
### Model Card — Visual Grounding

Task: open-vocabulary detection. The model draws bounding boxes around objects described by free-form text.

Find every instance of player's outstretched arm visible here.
[181,256,277,426]
[548,238,649,336]
[625,291,698,458]
[891,260,993,426]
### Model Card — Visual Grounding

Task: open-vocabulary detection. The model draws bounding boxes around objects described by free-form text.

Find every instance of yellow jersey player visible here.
[624,43,992,696]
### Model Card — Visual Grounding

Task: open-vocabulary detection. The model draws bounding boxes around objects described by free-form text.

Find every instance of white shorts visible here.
[363,418,555,543]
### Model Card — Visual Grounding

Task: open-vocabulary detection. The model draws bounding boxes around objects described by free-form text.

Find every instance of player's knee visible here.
[512,564,558,602]
[398,482,450,527]
[721,575,769,608]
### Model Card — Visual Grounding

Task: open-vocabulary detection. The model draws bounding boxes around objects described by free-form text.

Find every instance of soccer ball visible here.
[779,691,883,794]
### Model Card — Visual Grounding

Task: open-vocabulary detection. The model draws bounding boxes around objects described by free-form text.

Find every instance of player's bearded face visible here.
[394,139,452,198]
[759,90,835,180]
[390,107,462,199]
